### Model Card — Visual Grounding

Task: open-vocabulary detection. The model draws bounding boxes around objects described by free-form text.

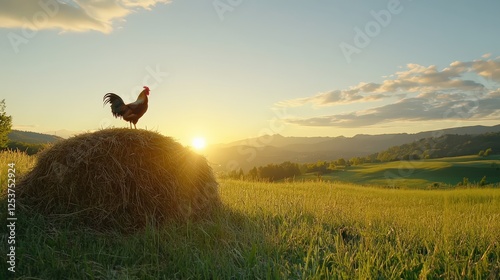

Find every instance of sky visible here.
[1,0,500,146]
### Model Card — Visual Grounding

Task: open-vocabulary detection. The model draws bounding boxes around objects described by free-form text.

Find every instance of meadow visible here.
[302,155,500,188]
[1,151,499,279]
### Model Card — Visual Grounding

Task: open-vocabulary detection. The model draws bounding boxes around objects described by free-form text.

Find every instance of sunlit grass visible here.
[0,150,36,193]
[0,151,499,278]
[313,155,500,188]
[221,180,500,278]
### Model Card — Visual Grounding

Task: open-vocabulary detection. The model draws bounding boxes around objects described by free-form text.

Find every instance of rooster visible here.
[103,86,150,129]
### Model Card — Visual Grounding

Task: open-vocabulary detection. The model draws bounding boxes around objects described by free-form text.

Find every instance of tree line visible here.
[369,133,499,162]
[224,158,353,182]
[224,132,498,182]
[226,161,302,182]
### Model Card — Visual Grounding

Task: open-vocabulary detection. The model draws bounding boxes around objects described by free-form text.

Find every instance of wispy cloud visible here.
[276,83,389,107]
[278,56,500,127]
[0,0,170,33]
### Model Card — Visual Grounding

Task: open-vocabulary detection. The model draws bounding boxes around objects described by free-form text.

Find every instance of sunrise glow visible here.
[191,137,206,150]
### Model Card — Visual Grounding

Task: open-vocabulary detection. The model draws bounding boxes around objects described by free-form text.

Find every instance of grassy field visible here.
[1,151,500,279]
[302,155,500,188]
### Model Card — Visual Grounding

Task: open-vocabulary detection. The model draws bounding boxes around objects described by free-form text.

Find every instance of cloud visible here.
[0,0,170,33]
[487,89,500,98]
[279,56,500,128]
[275,83,389,107]
[277,89,384,108]
[470,59,500,82]
[277,58,495,108]
[286,92,500,128]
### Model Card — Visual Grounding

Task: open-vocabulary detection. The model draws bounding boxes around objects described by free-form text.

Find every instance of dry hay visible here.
[18,128,220,232]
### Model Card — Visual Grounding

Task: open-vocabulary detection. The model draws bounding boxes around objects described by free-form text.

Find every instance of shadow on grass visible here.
[0,198,279,279]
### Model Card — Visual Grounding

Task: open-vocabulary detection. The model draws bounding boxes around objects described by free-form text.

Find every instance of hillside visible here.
[307,155,500,188]
[373,132,500,161]
[206,124,500,171]
[8,130,63,144]
[4,130,63,154]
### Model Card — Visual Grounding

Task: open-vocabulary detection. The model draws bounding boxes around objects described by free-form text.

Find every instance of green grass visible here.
[305,155,500,188]
[1,151,500,279]
[0,150,36,188]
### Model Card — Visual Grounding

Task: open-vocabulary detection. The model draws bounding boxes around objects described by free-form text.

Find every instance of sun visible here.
[191,137,206,150]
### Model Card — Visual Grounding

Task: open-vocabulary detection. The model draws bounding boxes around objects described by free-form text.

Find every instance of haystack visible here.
[18,129,220,232]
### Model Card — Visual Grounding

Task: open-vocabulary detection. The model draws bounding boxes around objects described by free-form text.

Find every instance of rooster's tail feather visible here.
[103,93,126,118]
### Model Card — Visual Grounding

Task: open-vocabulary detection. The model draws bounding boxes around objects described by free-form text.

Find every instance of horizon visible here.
[2,1,500,146]
[10,122,500,147]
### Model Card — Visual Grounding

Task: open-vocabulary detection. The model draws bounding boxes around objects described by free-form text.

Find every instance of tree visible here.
[327,162,336,171]
[0,100,13,149]
[350,157,365,166]
[314,161,328,174]
[248,167,258,180]
[336,158,346,166]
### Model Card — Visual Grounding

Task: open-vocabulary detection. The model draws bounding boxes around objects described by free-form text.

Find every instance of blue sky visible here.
[1,0,499,145]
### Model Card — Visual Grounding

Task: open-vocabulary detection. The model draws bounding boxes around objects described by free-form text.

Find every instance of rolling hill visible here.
[307,155,500,188]
[206,124,500,171]
[4,130,63,154]
[8,130,63,144]
[372,132,500,161]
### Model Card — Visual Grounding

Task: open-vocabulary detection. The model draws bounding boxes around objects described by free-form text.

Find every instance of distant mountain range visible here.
[205,124,500,172]
[8,125,500,171]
